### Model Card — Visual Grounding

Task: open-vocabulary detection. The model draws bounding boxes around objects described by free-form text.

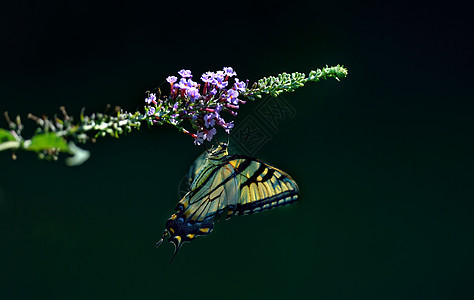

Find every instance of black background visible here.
[0,1,472,299]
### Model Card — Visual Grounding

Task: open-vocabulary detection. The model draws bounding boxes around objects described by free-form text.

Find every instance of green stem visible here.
[0,141,20,152]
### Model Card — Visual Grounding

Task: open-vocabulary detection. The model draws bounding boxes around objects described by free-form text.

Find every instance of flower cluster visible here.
[0,64,348,165]
[144,67,247,145]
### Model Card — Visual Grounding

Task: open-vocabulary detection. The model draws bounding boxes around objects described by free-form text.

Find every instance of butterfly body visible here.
[156,143,299,261]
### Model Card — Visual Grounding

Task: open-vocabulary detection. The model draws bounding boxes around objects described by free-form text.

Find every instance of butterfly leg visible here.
[155,230,168,248]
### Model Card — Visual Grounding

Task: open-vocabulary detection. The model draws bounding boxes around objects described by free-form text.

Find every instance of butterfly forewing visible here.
[183,162,239,222]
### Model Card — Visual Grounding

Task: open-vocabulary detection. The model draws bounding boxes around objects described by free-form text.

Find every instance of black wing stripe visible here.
[260,168,276,183]
[187,194,210,220]
[241,162,267,188]
[187,184,226,220]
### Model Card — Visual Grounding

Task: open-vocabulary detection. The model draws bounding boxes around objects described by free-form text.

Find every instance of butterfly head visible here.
[207,142,229,161]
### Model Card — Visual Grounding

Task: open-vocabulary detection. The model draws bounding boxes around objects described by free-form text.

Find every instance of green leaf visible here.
[28,132,69,152]
[0,128,15,143]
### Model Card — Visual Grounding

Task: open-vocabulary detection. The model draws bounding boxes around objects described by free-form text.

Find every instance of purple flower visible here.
[177,78,187,89]
[223,121,234,134]
[173,102,179,111]
[226,89,239,105]
[206,128,217,141]
[148,107,156,115]
[214,76,228,89]
[194,131,206,145]
[177,78,196,90]
[214,113,226,126]
[187,87,201,102]
[201,71,214,83]
[223,67,237,77]
[211,71,225,85]
[209,88,218,96]
[178,69,192,78]
[234,78,246,92]
[166,76,178,84]
[145,93,156,104]
[215,103,223,113]
[204,113,216,128]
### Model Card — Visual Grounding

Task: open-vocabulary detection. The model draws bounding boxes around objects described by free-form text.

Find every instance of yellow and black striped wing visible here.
[179,160,240,223]
[223,155,299,217]
[156,159,240,260]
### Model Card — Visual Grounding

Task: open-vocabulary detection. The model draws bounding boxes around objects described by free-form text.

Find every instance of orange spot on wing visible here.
[228,160,239,168]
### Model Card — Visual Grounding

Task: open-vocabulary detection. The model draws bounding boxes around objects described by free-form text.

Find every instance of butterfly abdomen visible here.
[165,213,215,243]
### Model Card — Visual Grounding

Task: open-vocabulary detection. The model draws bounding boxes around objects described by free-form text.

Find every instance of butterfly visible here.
[156,142,299,262]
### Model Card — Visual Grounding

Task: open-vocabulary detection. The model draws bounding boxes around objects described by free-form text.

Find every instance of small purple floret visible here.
[188,87,201,102]
[177,78,196,90]
[226,90,239,105]
[209,88,218,96]
[214,76,228,89]
[178,69,192,78]
[206,128,217,141]
[204,113,216,128]
[201,72,214,83]
[145,93,156,104]
[194,131,206,145]
[234,78,246,92]
[148,107,156,115]
[223,67,237,77]
[166,76,178,84]
[223,121,234,134]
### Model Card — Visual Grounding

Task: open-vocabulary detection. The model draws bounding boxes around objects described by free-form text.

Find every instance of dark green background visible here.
[0,1,472,299]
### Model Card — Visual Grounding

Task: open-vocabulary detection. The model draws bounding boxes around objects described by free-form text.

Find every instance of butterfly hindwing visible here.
[222,156,299,217]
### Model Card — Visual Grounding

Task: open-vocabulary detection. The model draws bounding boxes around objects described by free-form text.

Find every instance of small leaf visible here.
[28,132,69,152]
[65,142,90,166]
[0,128,15,143]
